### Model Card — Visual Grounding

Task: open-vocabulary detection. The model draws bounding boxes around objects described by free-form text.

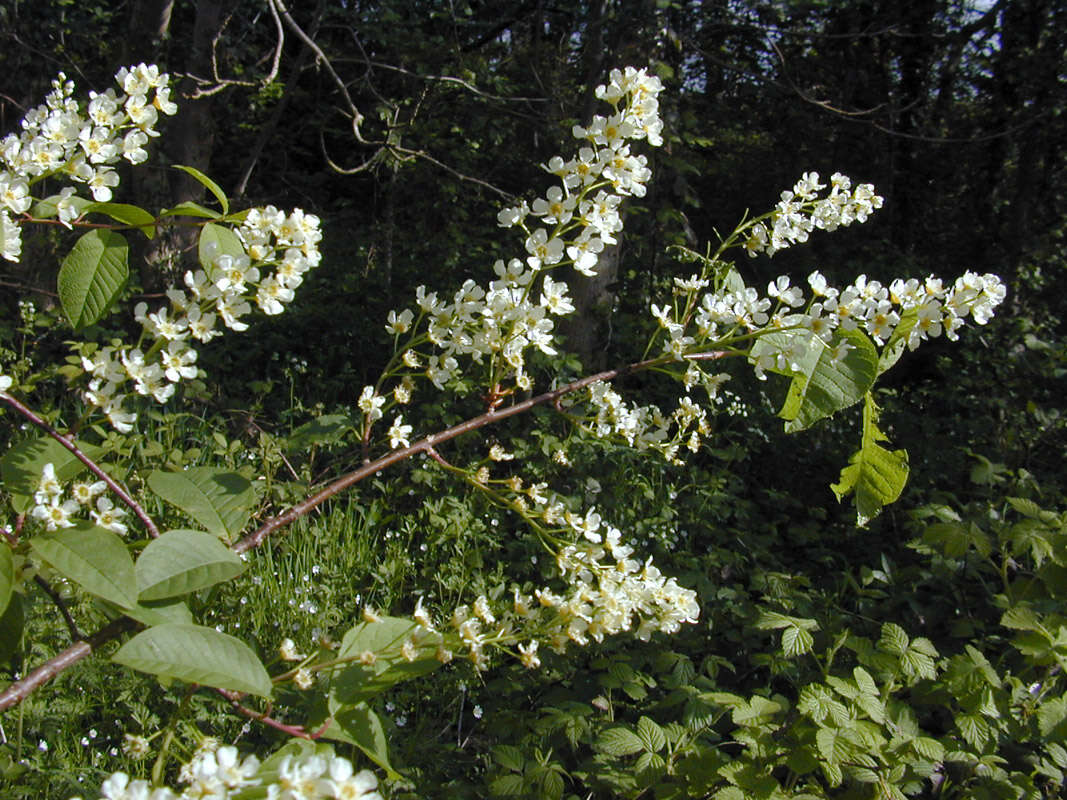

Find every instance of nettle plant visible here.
[0,65,1005,798]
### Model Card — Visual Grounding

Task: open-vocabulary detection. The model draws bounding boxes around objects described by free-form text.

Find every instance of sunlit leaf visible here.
[31,524,138,608]
[831,393,909,525]
[146,468,256,541]
[136,529,245,600]
[58,229,129,330]
[112,623,271,696]
[174,164,229,215]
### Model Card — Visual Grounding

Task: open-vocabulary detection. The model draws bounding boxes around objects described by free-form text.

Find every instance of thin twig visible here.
[181,2,285,99]
[233,352,721,554]
[0,393,161,538]
[32,575,84,642]
[270,0,368,138]
[216,689,323,739]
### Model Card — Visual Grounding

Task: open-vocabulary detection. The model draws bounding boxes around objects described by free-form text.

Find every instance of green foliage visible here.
[135,530,245,602]
[58,230,129,331]
[1,4,1063,797]
[831,394,910,526]
[112,623,273,697]
[31,525,139,609]
[146,468,258,542]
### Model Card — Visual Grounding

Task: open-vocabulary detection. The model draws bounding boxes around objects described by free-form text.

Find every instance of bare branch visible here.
[270,0,370,140]
[180,2,285,99]
[0,617,139,711]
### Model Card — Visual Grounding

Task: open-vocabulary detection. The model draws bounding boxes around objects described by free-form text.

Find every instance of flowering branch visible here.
[0,392,161,538]
[234,352,701,554]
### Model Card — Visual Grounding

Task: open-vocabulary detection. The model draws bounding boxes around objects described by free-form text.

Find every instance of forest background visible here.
[0,0,1066,798]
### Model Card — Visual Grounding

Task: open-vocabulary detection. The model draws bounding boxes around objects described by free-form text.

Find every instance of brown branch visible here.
[0,616,139,711]
[32,575,85,642]
[216,689,324,740]
[269,0,369,140]
[0,279,58,298]
[0,393,161,539]
[233,352,697,554]
[0,351,724,710]
[180,1,285,99]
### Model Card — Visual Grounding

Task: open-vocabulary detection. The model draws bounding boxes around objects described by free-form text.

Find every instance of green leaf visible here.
[754,610,818,631]
[147,468,256,541]
[285,414,356,453]
[912,737,945,760]
[853,667,878,696]
[31,524,138,608]
[956,713,990,749]
[877,307,918,375]
[84,202,156,239]
[596,725,645,756]
[120,599,193,627]
[635,751,667,782]
[334,703,400,779]
[1038,696,1067,739]
[159,201,222,220]
[330,616,441,705]
[0,436,103,513]
[816,727,857,764]
[174,164,229,215]
[963,645,1001,687]
[798,684,848,724]
[731,695,786,727]
[58,229,129,331]
[878,623,910,656]
[782,625,815,657]
[1001,604,1045,633]
[636,716,667,752]
[831,393,909,525]
[765,327,878,433]
[1006,496,1049,520]
[112,623,271,696]
[136,529,245,601]
[855,693,886,724]
[490,774,527,796]
[923,522,974,558]
[198,222,245,269]
[540,769,564,800]
[493,745,525,772]
[0,594,24,664]
[0,546,13,617]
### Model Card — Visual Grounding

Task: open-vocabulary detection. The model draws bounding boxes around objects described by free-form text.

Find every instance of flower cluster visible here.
[77,206,322,431]
[431,531,698,670]
[29,463,126,534]
[402,478,699,670]
[576,380,716,464]
[743,172,883,258]
[0,64,177,262]
[70,745,382,800]
[363,67,664,427]
[685,267,1007,380]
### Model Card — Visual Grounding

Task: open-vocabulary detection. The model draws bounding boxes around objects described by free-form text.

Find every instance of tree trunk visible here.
[126,0,232,291]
